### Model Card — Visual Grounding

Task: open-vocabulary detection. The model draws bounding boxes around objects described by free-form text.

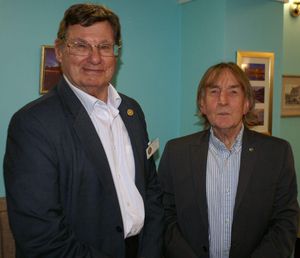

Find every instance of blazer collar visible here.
[190,130,210,231]
[118,98,145,195]
[56,78,114,189]
[189,128,258,226]
[233,128,258,218]
[56,79,145,194]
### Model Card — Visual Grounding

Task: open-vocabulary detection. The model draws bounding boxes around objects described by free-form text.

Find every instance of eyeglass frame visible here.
[62,38,122,57]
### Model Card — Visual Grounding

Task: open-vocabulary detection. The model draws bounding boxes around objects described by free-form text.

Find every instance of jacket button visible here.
[202,246,208,252]
[116,226,123,233]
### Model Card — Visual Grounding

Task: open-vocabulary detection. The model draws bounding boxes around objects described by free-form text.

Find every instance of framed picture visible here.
[237,51,274,135]
[39,45,62,94]
[281,75,300,116]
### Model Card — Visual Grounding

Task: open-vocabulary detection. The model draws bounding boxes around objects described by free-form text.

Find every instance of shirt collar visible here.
[209,125,244,153]
[64,75,122,116]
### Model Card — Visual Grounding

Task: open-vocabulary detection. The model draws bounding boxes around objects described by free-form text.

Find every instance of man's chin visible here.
[81,79,109,88]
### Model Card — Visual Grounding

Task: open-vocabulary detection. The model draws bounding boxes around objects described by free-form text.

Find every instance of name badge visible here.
[146,138,159,159]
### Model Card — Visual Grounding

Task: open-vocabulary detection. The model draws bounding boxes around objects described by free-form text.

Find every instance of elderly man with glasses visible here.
[4,3,163,258]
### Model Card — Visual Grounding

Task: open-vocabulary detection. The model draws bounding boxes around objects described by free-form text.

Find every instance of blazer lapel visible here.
[233,128,257,218]
[56,79,115,190]
[190,131,210,230]
[118,99,145,195]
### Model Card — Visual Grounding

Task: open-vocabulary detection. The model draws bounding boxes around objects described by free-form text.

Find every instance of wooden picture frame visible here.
[237,51,274,135]
[39,45,62,94]
[281,75,300,117]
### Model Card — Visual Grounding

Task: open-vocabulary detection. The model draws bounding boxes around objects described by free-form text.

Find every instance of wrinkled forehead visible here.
[65,21,114,39]
[206,68,239,87]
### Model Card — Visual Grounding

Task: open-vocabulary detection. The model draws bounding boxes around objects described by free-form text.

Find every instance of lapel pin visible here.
[249,147,254,152]
[127,109,134,116]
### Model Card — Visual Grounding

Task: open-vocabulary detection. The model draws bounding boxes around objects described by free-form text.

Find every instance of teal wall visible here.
[180,0,284,136]
[224,0,283,136]
[1,0,299,197]
[180,0,300,199]
[180,0,226,135]
[282,3,300,196]
[0,0,181,196]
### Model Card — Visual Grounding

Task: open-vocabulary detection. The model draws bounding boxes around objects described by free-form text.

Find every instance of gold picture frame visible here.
[39,45,62,94]
[237,51,274,135]
[281,75,300,117]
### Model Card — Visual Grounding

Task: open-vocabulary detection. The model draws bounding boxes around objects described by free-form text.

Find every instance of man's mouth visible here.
[83,67,104,73]
[217,112,230,115]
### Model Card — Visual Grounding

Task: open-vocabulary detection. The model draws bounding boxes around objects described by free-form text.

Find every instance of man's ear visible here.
[199,98,206,115]
[54,39,63,63]
[243,99,250,115]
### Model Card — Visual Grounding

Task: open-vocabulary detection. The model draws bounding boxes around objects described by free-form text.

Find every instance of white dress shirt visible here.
[65,76,145,238]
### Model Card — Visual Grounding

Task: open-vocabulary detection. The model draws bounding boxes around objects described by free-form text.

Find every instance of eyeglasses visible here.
[66,40,121,57]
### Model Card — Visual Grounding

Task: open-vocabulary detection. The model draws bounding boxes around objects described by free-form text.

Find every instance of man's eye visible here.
[75,43,88,49]
[100,44,112,50]
[209,89,219,94]
[229,89,240,95]
[78,44,87,48]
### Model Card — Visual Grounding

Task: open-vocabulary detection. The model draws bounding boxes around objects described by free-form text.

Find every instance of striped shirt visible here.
[206,127,243,258]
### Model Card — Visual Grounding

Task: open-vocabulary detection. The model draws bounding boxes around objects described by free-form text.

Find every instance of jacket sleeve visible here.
[139,156,164,258]
[250,142,299,258]
[3,112,111,258]
[158,142,199,258]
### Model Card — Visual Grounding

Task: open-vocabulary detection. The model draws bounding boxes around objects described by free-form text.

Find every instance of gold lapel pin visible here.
[127,109,134,116]
[249,147,254,152]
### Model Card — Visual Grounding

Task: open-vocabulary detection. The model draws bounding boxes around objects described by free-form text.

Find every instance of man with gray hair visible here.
[4,3,163,258]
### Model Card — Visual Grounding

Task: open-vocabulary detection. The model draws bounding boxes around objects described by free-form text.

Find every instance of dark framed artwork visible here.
[39,45,62,94]
[281,75,300,116]
[237,51,274,135]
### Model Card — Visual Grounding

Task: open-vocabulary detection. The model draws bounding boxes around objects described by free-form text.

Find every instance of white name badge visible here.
[146,138,159,159]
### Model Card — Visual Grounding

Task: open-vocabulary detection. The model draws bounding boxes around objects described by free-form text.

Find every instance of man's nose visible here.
[218,90,228,105]
[89,47,103,63]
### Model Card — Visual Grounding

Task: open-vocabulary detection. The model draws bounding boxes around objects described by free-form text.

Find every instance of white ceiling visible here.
[177,0,289,4]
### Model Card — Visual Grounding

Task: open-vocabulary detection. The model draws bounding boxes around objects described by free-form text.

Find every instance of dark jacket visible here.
[158,129,298,258]
[4,78,163,258]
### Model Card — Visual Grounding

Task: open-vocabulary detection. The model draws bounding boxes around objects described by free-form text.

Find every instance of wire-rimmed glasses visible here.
[66,40,121,57]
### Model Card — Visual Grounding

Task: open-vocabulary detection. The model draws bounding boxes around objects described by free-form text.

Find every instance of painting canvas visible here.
[237,51,274,135]
[39,45,62,94]
[281,75,300,116]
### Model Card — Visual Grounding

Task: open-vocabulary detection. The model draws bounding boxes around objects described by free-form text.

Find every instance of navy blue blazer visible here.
[4,78,163,258]
[158,128,298,258]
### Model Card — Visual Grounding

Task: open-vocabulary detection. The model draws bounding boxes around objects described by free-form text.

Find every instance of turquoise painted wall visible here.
[180,0,226,135]
[180,0,300,198]
[0,0,181,196]
[224,0,283,137]
[180,0,284,136]
[1,0,299,198]
[282,3,300,196]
